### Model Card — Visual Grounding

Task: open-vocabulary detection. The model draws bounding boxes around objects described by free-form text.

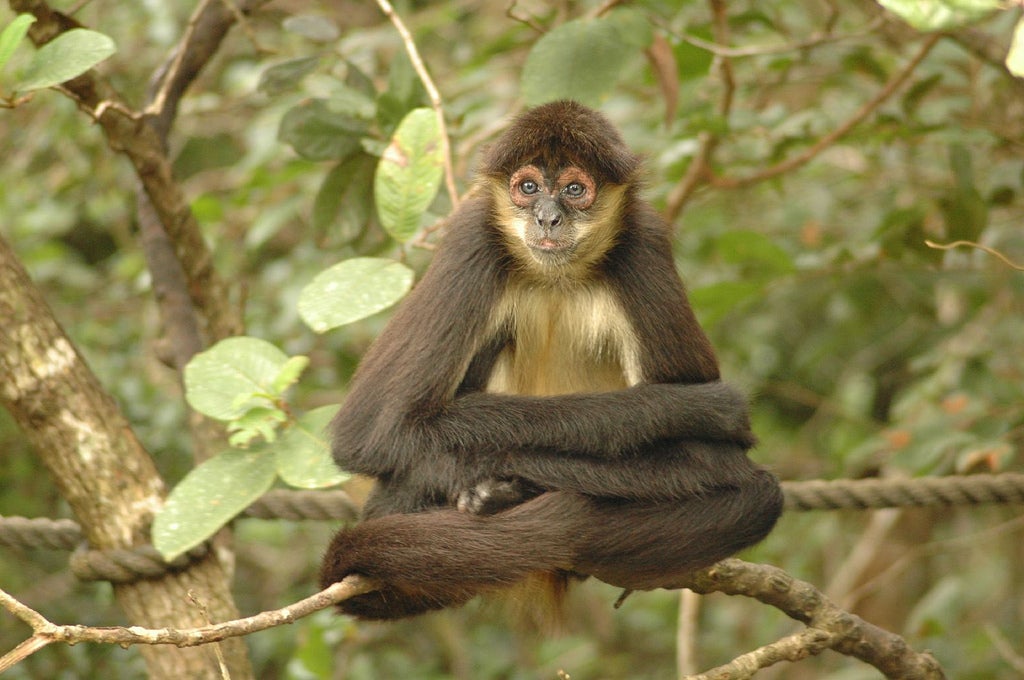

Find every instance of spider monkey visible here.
[320,100,783,620]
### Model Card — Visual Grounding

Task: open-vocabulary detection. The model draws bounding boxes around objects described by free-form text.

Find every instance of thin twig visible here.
[506,0,545,34]
[984,623,1024,674]
[0,576,375,669]
[676,589,701,676]
[676,15,885,59]
[591,0,626,18]
[375,0,459,210]
[145,0,216,120]
[0,637,53,674]
[841,515,1024,608]
[217,0,265,52]
[66,0,94,15]
[684,628,837,679]
[925,239,1024,270]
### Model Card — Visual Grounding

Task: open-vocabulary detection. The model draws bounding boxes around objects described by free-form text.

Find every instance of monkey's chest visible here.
[486,286,640,396]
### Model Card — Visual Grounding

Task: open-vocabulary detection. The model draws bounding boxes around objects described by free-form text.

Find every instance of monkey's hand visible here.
[456,478,541,515]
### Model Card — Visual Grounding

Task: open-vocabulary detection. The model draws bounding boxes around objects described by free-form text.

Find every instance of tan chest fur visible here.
[487,282,642,396]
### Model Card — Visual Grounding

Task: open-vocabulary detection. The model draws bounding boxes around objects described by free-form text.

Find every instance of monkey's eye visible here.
[519,179,540,195]
[563,182,586,198]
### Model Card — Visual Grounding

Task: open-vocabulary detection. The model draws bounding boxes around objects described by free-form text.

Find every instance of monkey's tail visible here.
[320,492,585,620]
[572,468,783,590]
[320,470,782,620]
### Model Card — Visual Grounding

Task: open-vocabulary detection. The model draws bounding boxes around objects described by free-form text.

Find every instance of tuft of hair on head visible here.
[480,100,640,186]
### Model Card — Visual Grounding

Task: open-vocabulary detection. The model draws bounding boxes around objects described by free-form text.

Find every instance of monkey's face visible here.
[505,164,598,268]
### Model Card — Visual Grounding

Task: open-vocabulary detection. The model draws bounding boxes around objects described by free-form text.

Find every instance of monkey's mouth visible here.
[528,237,576,262]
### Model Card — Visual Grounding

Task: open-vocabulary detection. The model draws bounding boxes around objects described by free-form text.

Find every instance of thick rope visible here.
[243,488,359,521]
[781,473,1024,511]
[1,475,1021,584]
[69,543,210,583]
[0,490,359,583]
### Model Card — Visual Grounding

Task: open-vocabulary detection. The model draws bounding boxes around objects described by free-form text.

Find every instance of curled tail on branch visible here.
[320,470,782,620]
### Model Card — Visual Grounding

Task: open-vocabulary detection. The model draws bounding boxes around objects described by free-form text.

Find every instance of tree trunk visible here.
[0,234,252,678]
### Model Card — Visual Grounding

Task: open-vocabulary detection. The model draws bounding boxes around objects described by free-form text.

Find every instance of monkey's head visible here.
[480,101,641,278]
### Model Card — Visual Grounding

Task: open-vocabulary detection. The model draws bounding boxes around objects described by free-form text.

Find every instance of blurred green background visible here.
[1,1,1022,678]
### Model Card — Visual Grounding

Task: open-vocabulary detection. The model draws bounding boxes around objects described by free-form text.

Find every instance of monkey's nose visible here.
[537,213,561,229]
[534,200,563,230]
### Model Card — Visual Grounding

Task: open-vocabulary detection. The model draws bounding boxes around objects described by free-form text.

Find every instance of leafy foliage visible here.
[2,1,1024,678]
[0,16,115,98]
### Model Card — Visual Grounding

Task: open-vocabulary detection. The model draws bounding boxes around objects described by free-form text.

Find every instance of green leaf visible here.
[258,56,320,96]
[313,153,375,242]
[717,230,796,275]
[674,28,713,81]
[1008,17,1024,77]
[291,612,337,678]
[901,73,943,117]
[521,8,652,107]
[282,14,340,43]
[0,14,35,73]
[939,144,987,242]
[184,337,290,420]
[690,280,764,327]
[938,187,987,243]
[152,447,277,561]
[298,257,413,333]
[375,52,425,134]
[227,407,288,447]
[877,0,998,31]
[278,98,368,161]
[271,355,310,394]
[275,405,347,489]
[374,107,444,241]
[874,206,941,263]
[345,60,377,99]
[173,133,245,180]
[17,28,116,93]
[948,143,975,191]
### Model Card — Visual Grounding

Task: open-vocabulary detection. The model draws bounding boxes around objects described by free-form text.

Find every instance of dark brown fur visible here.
[320,101,782,620]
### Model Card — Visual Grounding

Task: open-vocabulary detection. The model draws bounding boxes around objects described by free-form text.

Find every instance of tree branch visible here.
[676,15,885,59]
[665,23,940,224]
[925,239,1024,271]
[687,628,836,679]
[709,33,941,190]
[375,0,459,211]
[10,0,244,343]
[0,550,946,679]
[0,577,375,671]
[665,0,734,222]
[680,559,946,679]
[0,231,249,679]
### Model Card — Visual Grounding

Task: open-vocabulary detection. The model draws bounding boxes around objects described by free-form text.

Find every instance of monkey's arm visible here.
[430,381,753,456]
[334,383,751,482]
[492,439,763,501]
